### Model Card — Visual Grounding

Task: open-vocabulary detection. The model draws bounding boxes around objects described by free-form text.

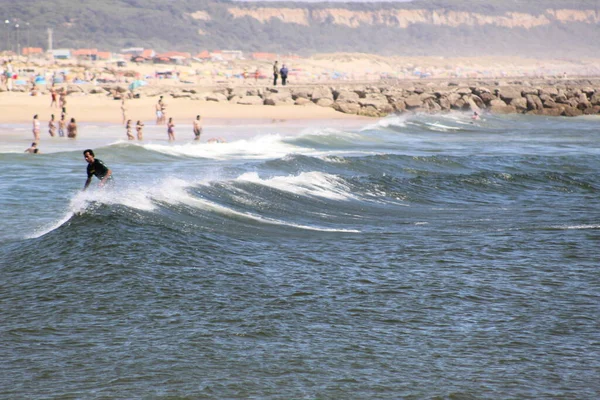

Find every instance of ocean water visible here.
[1,113,599,399]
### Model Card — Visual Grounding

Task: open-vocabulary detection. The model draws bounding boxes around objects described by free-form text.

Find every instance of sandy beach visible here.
[0,91,366,125]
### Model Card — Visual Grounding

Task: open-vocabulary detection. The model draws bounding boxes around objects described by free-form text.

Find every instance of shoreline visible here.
[2,75,600,126]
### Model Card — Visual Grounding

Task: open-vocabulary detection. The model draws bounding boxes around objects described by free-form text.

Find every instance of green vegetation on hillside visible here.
[1,0,598,57]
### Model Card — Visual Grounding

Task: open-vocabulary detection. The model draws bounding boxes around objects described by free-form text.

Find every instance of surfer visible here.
[472,111,480,121]
[83,149,112,190]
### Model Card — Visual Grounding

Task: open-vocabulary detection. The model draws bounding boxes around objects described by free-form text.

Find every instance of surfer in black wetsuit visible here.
[83,149,112,190]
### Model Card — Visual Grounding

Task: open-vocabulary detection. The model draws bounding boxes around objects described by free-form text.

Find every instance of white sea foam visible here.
[142,135,304,160]
[363,115,408,130]
[235,171,357,201]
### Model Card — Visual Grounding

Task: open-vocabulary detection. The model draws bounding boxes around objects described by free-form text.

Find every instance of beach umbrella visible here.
[129,80,147,90]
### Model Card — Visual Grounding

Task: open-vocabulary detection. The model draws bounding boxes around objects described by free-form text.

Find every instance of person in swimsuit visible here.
[67,117,78,139]
[125,119,134,140]
[83,149,112,190]
[167,117,175,141]
[24,142,40,154]
[50,85,58,108]
[32,114,40,142]
[136,120,144,140]
[58,114,66,137]
[48,114,56,137]
[193,115,203,141]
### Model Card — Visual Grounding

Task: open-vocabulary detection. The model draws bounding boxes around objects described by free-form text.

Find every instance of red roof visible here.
[252,52,277,60]
[96,51,111,60]
[141,49,154,58]
[195,50,211,59]
[156,51,191,59]
[73,48,98,56]
[22,47,43,55]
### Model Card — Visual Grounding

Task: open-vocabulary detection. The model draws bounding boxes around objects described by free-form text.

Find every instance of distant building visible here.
[121,47,145,56]
[51,49,71,60]
[252,52,277,61]
[221,50,244,61]
[73,48,98,60]
[22,47,44,56]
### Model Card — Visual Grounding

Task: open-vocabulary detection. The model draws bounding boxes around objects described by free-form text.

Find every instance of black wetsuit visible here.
[87,159,111,180]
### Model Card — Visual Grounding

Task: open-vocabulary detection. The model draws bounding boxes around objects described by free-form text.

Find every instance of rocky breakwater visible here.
[97,78,600,118]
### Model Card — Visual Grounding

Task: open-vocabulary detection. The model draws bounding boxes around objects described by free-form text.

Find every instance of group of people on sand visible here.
[272,61,289,86]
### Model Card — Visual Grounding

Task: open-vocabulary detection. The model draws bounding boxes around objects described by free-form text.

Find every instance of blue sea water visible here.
[1,113,599,398]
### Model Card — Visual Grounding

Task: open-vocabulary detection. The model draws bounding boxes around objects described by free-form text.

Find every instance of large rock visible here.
[489,99,508,107]
[311,87,333,102]
[393,99,407,112]
[404,95,423,108]
[497,87,523,103]
[510,97,528,112]
[236,95,264,105]
[315,98,334,107]
[525,94,543,111]
[489,105,518,114]
[264,92,294,106]
[333,102,361,114]
[335,90,360,103]
[562,106,583,117]
[294,97,312,106]
[206,93,228,102]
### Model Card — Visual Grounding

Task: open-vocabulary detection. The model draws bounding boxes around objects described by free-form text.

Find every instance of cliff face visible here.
[220,7,599,29]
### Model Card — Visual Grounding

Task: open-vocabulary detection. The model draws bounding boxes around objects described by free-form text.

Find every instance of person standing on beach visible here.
[48,114,56,137]
[83,149,112,190]
[273,61,279,86]
[167,118,175,141]
[155,100,162,125]
[121,98,128,125]
[136,120,144,140]
[125,119,134,140]
[67,118,78,139]
[50,85,58,108]
[32,115,41,142]
[58,114,66,137]
[280,64,289,86]
[59,90,67,114]
[160,98,168,125]
[193,115,203,141]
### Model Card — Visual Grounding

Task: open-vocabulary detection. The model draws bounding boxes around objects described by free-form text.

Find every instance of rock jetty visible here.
[13,78,600,118]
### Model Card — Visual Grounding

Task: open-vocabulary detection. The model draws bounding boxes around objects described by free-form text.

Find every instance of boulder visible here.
[489,105,518,114]
[206,93,228,102]
[525,94,543,111]
[315,98,334,107]
[529,108,564,117]
[404,95,423,109]
[264,92,294,106]
[333,102,361,114]
[229,88,248,98]
[562,106,583,117]
[497,87,523,103]
[454,87,472,95]
[392,99,407,112]
[489,99,508,107]
[311,87,333,102]
[237,95,264,105]
[335,90,360,103]
[510,97,528,112]
[294,97,312,106]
